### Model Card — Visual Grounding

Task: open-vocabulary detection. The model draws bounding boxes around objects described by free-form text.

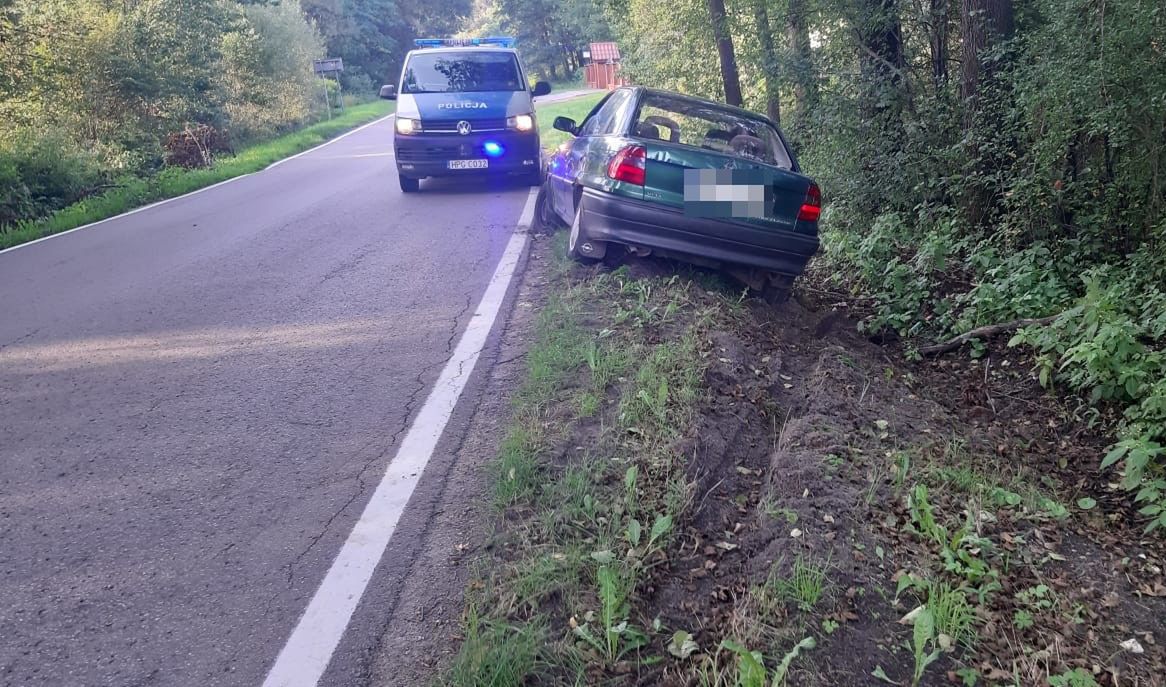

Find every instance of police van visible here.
[379,37,551,193]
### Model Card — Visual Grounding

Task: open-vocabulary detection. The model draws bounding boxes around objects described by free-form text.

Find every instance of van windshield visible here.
[402,52,523,94]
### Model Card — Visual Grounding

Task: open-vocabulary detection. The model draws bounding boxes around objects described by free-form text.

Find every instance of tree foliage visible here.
[0,0,467,227]
[613,0,1166,527]
[463,0,612,80]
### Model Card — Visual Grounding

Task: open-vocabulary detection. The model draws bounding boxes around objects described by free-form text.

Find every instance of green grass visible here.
[446,238,720,683]
[447,606,544,687]
[0,100,394,250]
[767,556,828,613]
[535,93,606,152]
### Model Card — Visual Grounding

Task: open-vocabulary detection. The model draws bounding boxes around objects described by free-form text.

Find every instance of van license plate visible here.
[449,159,488,170]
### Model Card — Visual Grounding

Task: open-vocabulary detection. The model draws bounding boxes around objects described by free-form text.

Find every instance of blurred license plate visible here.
[684,169,771,218]
[449,159,488,170]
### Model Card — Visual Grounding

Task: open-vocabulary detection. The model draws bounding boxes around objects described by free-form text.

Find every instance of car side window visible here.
[576,95,612,138]
[579,89,632,137]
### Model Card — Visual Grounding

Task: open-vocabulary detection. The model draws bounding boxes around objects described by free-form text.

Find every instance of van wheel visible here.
[399,175,420,193]
[567,202,600,264]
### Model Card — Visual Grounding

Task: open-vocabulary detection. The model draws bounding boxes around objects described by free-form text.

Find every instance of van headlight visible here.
[396,118,422,135]
[507,114,535,132]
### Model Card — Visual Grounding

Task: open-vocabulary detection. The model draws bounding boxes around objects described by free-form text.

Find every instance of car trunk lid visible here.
[640,141,816,234]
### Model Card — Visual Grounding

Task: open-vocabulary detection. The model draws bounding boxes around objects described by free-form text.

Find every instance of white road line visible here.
[262,187,539,687]
[0,113,396,258]
[264,114,394,170]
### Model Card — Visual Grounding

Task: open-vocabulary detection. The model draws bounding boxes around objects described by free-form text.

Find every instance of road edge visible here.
[0,111,396,258]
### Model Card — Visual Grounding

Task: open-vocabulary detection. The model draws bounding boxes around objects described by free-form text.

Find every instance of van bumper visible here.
[394,131,540,178]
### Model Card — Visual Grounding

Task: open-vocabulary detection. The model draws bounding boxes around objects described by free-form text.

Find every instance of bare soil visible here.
[419,232,1166,686]
[527,238,1163,685]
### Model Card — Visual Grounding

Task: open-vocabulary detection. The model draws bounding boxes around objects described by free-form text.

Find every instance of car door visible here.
[552,89,634,219]
[548,94,609,218]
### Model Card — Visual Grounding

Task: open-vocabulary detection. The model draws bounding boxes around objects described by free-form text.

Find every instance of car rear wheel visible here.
[399,174,420,193]
[567,202,600,264]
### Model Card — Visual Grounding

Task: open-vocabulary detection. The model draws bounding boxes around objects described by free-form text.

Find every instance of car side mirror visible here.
[379,84,396,100]
[532,81,552,97]
[553,116,578,135]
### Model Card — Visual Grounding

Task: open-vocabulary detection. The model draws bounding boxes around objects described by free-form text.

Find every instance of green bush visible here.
[0,131,108,226]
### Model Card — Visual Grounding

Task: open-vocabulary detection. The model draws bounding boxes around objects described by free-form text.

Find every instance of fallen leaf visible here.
[1120,638,1145,654]
[1137,582,1166,597]
[937,633,954,651]
[898,605,925,625]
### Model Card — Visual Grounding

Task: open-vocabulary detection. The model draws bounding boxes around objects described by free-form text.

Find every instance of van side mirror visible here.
[379,85,396,100]
[553,116,578,135]
[532,81,552,97]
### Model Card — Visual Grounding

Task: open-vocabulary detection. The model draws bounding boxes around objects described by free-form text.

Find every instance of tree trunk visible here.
[752,0,781,124]
[787,0,817,120]
[706,0,743,106]
[864,0,905,87]
[857,0,906,117]
[960,0,1014,110]
[929,0,949,89]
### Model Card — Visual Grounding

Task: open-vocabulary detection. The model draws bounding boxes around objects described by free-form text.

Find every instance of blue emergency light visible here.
[414,36,516,49]
[483,141,505,158]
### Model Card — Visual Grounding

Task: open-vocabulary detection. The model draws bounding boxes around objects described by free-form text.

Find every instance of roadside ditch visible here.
[441,229,1166,686]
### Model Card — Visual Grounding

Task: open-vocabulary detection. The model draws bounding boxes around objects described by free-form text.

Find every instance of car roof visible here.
[628,86,776,126]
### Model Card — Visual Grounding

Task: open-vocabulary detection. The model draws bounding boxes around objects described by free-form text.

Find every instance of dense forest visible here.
[0,0,469,228]
[593,0,1166,528]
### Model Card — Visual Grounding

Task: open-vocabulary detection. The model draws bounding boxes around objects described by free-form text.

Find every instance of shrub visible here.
[0,130,108,227]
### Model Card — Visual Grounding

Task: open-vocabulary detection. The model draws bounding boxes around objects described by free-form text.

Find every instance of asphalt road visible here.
[0,93,589,686]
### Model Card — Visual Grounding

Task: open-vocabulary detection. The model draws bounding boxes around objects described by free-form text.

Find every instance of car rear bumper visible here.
[395,131,540,178]
[580,189,820,276]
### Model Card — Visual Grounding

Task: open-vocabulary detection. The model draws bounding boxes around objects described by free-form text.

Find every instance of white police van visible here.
[379,37,551,193]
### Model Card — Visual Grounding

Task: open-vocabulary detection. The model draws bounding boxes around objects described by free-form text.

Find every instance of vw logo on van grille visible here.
[457,120,472,135]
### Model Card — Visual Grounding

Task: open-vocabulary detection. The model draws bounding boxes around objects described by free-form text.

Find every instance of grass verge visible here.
[444,234,1166,686]
[0,100,394,250]
[537,93,605,152]
[447,235,729,684]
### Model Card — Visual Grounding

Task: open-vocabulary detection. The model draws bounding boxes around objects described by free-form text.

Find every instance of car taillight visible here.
[607,145,646,186]
[798,183,822,222]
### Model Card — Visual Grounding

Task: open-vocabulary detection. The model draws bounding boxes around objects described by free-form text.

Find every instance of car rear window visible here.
[402,51,523,94]
[632,94,793,169]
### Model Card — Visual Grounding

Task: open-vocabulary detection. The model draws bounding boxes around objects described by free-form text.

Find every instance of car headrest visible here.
[729,134,767,159]
[642,115,680,143]
[702,129,734,151]
[636,122,661,140]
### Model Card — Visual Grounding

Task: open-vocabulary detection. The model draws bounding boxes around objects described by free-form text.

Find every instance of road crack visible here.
[281,292,477,587]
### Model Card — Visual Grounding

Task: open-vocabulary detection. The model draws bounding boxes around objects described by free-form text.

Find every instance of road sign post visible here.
[312,58,345,119]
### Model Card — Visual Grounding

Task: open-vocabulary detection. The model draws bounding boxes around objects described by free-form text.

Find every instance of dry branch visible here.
[919,314,1060,356]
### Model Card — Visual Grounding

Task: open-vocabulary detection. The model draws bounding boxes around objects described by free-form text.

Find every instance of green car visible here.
[535,86,821,303]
